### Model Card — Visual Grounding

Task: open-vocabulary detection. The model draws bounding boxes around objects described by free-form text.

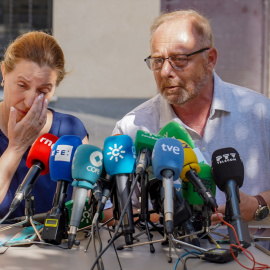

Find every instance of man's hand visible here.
[211,190,258,225]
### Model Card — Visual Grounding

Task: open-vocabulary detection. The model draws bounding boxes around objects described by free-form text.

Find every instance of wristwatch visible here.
[253,195,270,221]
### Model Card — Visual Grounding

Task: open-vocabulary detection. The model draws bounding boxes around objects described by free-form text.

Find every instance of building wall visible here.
[161,0,270,97]
[53,0,160,98]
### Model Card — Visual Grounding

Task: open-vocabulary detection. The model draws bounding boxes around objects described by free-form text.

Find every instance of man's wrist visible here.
[253,194,270,221]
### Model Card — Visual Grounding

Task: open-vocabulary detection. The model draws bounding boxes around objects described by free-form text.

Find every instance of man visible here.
[112,10,270,224]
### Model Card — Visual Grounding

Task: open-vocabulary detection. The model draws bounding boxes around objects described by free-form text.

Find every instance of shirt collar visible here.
[211,72,232,113]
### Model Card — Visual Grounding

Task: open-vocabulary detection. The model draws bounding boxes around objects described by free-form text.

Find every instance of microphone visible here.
[181,163,217,232]
[181,163,216,206]
[180,142,218,212]
[158,121,195,148]
[134,130,162,175]
[9,133,58,214]
[41,135,82,245]
[68,144,103,249]
[158,122,209,164]
[103,134,136,245]
[152,137,184,234]
[211,147,251,248]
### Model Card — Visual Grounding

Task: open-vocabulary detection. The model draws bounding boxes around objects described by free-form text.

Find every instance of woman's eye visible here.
[40,89,50,95]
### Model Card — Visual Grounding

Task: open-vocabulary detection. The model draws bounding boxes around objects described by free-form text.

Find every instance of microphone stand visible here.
[105,183,129,243]
[118,171,164,253]
[117,191,221,263]
[174,205,220,248]
[0,194,43,241]
[41,180,69,245]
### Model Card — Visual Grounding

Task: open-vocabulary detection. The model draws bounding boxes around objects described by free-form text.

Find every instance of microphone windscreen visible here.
[134,130,162,154]
[211,147,244,191]
[72,144,103,188]
[158,121,195,148]
[103,134,136,175]
[180,141,200,181]
[26,133,59,175]
[152,137,184,181]
[49,135,82,182]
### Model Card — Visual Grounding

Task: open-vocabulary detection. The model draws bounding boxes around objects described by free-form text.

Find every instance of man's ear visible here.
[207,47,218,71]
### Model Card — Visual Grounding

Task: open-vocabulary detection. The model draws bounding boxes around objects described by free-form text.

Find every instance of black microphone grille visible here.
[211,147,244,191]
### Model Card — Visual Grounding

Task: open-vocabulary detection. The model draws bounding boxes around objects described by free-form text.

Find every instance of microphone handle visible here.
[136,148,151,175]
[161,169,174,234]
[68,186,88,249]
[225,180,251,248]
[70,187,88,228]
[224,180,241,220]
[185,169,217,211]
[52,180,69,210]
[10,161,44,212]
[115,173,135,245]
[20,161,44,195]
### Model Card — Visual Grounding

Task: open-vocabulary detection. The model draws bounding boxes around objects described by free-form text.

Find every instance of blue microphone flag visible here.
[103,135,136,175]
[72,144,103,189]
[49,135,82,182]
[152,137,184,181]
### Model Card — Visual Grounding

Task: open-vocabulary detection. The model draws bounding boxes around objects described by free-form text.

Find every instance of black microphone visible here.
[211,147,251,249]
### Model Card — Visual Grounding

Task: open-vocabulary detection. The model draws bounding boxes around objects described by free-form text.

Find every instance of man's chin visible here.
[162,94,188,106]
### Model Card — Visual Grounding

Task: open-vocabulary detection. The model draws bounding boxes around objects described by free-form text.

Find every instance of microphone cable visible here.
[173,249,202,270]
[215,209,270,270]
[91,220,104,270]
[0,210,13,225]
[90,173,140,270]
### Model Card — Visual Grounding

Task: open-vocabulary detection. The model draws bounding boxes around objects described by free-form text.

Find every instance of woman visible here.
[0,31,88,219]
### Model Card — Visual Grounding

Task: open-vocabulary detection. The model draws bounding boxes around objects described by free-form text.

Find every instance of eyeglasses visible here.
[144,47,210,71]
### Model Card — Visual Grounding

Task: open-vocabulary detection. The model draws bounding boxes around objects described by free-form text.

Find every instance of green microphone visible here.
[134,130,163,176]
[134,130,163,155]
[158,121,195,149]
[181,163,216,205]
[65,197,104,229]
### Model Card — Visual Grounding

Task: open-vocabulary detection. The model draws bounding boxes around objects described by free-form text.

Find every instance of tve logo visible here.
[54,145,73,162]
[161,143,181,155]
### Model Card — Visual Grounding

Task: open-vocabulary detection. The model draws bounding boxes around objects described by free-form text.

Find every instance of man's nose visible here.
[160,59,175,78]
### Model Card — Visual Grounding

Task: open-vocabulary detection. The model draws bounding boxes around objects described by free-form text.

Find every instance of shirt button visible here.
[202,147,206,152]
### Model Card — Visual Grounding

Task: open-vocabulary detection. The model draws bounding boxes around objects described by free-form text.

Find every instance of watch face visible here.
[256,206,270,220]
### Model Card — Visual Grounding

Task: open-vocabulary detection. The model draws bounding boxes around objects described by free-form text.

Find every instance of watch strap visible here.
[253,195,267,207]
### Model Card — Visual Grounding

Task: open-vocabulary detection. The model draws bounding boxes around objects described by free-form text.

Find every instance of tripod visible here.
[0,194,43,241]
[117,171,164,253]
[174,205,221,248]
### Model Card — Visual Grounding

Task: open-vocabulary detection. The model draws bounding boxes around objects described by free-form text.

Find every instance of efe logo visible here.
[54,145,73,162]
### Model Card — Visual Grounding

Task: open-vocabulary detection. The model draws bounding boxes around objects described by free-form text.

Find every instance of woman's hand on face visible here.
[7,94,48,153]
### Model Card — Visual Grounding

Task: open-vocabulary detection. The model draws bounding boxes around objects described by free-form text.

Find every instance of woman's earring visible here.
[1,80,4,87]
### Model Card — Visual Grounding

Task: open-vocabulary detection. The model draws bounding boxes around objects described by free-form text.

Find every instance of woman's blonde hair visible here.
[2,31,66,86]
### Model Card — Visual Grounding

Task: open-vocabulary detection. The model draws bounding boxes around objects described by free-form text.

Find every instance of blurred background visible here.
[0,0,269,147]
